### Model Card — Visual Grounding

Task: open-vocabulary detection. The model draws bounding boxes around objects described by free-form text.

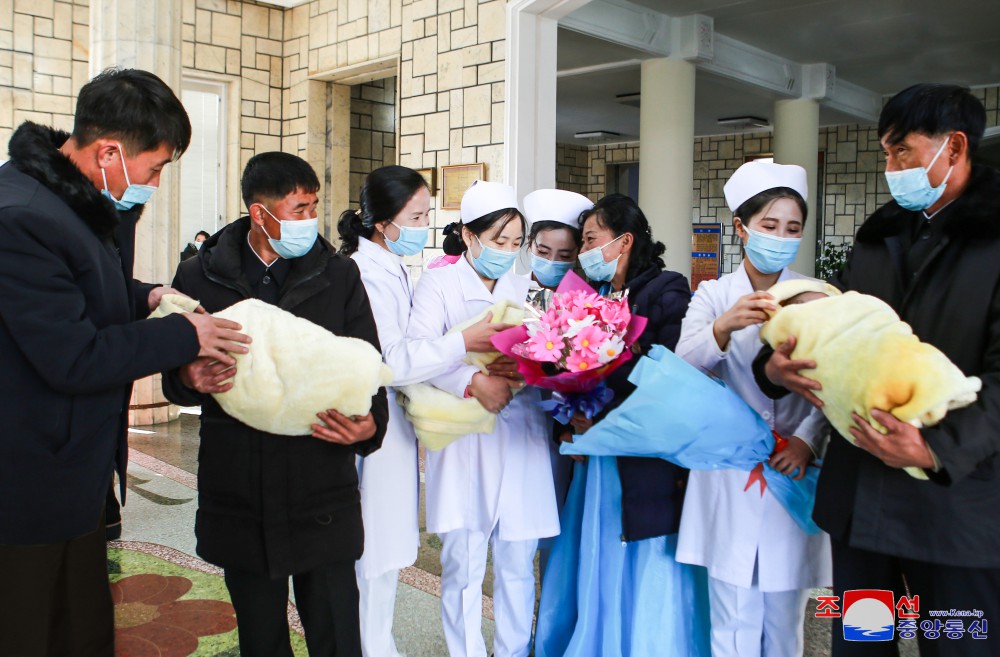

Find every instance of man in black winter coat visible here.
[163,152,389,657]
[756,84,1000,656]
[0,69,250,656]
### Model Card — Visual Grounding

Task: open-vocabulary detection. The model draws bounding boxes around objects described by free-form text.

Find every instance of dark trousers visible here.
[831,537,1000,657]
[224,560,362,657]
[0,517,113,657]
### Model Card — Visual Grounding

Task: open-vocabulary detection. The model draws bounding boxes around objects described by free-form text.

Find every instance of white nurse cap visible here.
[460,180,519,224]
[523,189,593,229]
[723,161,808,213]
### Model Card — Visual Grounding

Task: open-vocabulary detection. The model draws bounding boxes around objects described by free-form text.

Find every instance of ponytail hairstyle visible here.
[337,165,428,255]
[441,208,526,256]
[579,194,665,283]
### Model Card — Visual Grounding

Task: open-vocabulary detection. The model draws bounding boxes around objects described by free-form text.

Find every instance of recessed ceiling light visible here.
[574,130,621,140]
[717,115,770,128]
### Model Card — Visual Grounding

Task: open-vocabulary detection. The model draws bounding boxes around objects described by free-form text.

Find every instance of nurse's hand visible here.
[462,312,515,352]
[763,336,823,408]
[712,291,777,351]
[468,372,513,413]
[486,356,525,384]
[769,435,813,480]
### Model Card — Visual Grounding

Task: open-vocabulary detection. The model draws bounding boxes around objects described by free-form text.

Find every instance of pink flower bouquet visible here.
[491,272,647,420]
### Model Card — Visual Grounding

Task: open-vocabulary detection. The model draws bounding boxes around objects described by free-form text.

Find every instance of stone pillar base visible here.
[129,372,181,426]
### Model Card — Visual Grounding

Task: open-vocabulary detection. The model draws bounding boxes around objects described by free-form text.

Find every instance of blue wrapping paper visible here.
[561,344,821,535]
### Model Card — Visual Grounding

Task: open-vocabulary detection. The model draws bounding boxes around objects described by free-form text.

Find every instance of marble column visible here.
[637,57,696,282]
[773,97,820,277]
[90,0,184,425]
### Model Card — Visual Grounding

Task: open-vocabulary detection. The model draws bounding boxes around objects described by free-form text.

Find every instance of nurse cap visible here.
[523,189,593,229]
[723,161,808,214]
[460,180,519,224]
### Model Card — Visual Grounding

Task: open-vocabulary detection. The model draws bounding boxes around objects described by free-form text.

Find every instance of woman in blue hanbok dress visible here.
[535,194,711,657]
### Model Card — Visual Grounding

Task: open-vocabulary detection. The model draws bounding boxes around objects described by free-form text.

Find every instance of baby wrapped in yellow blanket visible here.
[396,300,524,451]
[758,280,981,479]
[152,294,393,436]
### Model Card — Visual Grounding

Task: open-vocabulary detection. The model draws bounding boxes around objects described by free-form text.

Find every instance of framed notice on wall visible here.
[691,223,722,291]
[441,163,486,210]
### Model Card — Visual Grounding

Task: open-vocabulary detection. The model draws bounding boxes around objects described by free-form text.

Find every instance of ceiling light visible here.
[616,92,640,108]
[717,115,770,129]
[574,130,621,140]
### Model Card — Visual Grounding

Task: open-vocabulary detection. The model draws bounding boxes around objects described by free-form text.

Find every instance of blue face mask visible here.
[385,222,429,256]
[578,234,623,283]
[259,205,319,259]
[101,142,158,211]
[530,253,573,288]
[884,136,954,211]
[743,226,801,274]
[470,236,518,279]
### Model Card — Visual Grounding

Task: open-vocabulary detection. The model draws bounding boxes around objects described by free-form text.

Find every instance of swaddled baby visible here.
[152,294,393,436]
[758,280,981,479]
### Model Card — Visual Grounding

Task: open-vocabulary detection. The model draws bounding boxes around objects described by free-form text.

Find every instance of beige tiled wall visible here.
[1,0,89,151]
[181,0,287,176]
[349,77,397,206]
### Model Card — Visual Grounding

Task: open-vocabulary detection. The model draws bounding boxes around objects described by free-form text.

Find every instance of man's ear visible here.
[948,130,970,165]
[248,203,265,227]
[95,140,120,168]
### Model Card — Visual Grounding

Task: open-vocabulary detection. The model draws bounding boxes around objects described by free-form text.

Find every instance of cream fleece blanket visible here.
[152,294,393,436]
[759,280,981,479]
[397,300,524,451]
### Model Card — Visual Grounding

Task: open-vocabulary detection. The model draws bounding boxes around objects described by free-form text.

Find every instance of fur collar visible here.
[856,166,1000,243]
[7,122,121,238]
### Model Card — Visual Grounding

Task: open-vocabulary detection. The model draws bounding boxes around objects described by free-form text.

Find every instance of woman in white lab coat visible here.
[337,167,513,657]
[406,181,560,657]
[675,162,832,657]
[522,189,592,575]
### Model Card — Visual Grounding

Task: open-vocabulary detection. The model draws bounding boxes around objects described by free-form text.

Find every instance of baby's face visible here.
[783,291,828,306]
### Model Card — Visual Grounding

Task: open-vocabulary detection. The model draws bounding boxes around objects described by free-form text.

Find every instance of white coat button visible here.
[501,410,510,419]
[762,411,772,420]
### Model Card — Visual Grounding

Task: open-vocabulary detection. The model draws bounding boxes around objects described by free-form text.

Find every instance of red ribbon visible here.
[744,431,788,496]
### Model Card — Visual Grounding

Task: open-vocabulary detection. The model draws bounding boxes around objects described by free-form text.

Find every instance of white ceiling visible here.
[556,0,1000,145]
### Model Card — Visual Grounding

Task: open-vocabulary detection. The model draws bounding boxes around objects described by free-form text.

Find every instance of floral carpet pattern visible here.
[108,543,307,656]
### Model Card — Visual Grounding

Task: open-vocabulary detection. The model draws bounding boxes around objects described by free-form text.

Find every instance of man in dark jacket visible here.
[0,69,250,656]
[756,84,1000,656]
[163,152,389,657]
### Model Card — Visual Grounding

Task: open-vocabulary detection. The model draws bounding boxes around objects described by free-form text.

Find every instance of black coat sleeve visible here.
[340,260,389,457]
[0,207,199,395]
[161,264,207,408]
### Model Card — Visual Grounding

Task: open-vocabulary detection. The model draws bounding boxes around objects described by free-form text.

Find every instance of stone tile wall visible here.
[1,0,89,151]
[349,77,397,205]
[181,0,287,176]
[280,0,508,252]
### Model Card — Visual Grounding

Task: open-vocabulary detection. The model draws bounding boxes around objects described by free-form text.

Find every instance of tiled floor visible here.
[118,411,919,657]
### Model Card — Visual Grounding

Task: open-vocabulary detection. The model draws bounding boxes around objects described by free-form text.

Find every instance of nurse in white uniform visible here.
[337,166,513,657]
[406,181,560,657]
[675,161,832,657]
[521,189,592,573]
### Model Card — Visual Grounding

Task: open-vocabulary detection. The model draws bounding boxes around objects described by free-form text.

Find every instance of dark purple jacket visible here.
[603,266,692,541]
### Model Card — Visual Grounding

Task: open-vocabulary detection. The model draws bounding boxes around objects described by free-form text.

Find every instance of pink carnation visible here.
[599,300,631,331]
